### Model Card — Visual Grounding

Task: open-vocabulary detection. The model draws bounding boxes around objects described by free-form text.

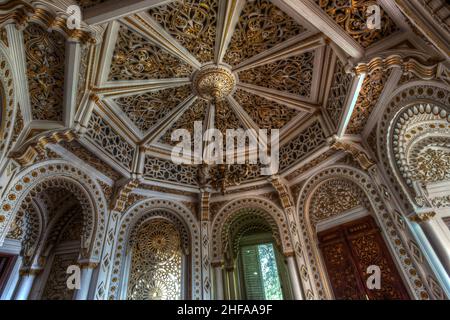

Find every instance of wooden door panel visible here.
[318,216,410,300]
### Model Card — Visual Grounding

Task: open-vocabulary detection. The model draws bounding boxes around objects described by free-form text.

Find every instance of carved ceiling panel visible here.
[347,69,391,134]
[109,25,193,81]
[24,23,65,121]
[310,179,366,225]
[223,0,308,66]
[148,0,218,63]
[279,120,327,170]
[233,89,298,129]
[215,99,244,136]
[143,156,197,185]
[114,85,191,133]
[86,112,135,169]
[237,51,315,97]
[325,58,352,129]
[314,0,399,48]
[159,98,208,146]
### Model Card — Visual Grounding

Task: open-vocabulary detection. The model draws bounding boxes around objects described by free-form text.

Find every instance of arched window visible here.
[126,219,183,300]
[220,209,292,300]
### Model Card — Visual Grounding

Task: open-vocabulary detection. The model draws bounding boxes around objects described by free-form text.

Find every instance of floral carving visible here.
[148,0,218,63]
[24,23,65,121]
[233,89,298,129]
[314,0,399,48]
[114,85,191,133]
[238,51,314,97]
[224,0,307,66]
[109,25,192,81]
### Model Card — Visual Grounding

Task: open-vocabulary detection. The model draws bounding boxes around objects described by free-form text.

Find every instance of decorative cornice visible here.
[354,55,449,85]
[9,129,77,166]
[330,139,375,171]
[0,1,97,43]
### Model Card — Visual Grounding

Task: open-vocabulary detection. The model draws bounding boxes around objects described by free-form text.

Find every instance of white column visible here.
[415,215,450,275]
[226,268,236,300]
[14,270,38,300]
[74,263,97,300]
[287,256,304,300]
[214,264,224,300]
[180,254,187,299]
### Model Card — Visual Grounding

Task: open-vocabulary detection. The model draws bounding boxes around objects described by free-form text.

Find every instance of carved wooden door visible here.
[318,216,410,300]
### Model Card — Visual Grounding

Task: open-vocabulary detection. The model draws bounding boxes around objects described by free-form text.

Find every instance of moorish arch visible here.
[376,81,450,210]
[211,197,292,262]
[107,198,201,300]
[374,81,450,276]
[296,165,444,300]
[0,160,108,262]
[211,197,294,300]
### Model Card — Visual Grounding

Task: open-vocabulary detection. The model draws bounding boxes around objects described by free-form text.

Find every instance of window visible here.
[240,242,283,300]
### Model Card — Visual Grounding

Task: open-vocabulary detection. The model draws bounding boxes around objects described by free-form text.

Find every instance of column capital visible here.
[211,261,224,268]
[19,268,42,276]
[78,261,99,269]
[283,251,295,258]
[409,212,436,224]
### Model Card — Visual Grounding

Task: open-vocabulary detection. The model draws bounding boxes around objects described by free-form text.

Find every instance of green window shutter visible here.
[241,245,265,300]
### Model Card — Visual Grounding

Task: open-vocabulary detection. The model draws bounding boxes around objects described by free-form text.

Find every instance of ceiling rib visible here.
[214,0,246,65]
[84,0,175,25]
[122,13,202,69]
[93,78,191,98]
[237,83,318,113]
[232,33,326,73]
[282,0,364,59]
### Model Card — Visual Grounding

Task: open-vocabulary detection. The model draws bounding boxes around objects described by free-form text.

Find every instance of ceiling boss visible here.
[192,65,237,101]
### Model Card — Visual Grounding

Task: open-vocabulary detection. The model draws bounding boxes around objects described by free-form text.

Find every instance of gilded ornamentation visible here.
[0,27,8,46]
[347,69,390,134]
[109,25,192,81]
[159,98,208,146]
[309,179,364,225]
[431,195,450,208]
[143,156,197,185]
[411,148,450,183]
[237,51,314,97]
[148,0,218,63]
[127,219,182,300]
[24,23,65,121]
[314,0,399,48]
[223,0,307,66]
[41,253,78,300]
[326,58,352,129]
[114,85,191,132]
[409,212,436,223]
[214,99,243,136]
[193,66,236,101]
[279,120,326,170]
[86,113,135,170]
[233,89,298,129]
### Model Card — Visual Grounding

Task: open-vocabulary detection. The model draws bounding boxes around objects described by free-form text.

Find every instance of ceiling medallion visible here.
[192,65,236,101]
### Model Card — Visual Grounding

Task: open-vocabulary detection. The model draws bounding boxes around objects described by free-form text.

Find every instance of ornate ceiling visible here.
[1,0,449,199]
